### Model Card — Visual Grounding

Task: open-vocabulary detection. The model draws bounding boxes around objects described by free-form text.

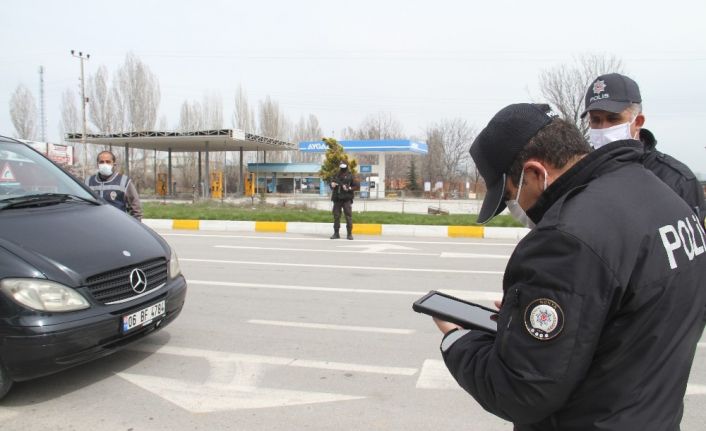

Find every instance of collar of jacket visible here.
[97,171,120,182]
[526,139,644,225]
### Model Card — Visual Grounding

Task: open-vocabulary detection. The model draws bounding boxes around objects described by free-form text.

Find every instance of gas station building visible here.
[249,139,428,198]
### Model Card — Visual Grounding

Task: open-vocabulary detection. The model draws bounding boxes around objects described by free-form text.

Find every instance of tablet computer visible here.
[413,290,498,333]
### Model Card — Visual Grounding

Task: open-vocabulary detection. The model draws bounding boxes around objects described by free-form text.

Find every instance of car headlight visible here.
[168,248,181,279]
[0,278,90,312]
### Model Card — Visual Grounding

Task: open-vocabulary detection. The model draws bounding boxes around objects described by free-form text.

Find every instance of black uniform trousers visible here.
[332,200,352,233]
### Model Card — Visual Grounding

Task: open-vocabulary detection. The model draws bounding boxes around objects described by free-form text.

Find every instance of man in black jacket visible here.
[639,128,705,227]
[582,73,704,226]
[329,163,355,240]
[432,103,706,430]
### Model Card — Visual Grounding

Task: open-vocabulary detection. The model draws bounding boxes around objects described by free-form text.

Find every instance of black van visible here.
[0,136,187,399]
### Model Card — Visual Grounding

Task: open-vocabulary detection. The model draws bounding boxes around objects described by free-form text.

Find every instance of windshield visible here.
[0,140,95,202]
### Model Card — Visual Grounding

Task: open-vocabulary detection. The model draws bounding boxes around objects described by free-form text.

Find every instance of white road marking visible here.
[189,279,423,295]
[336,243,418,253]
[208,358,262,386]
[0,409,19,420]
[161,232,517,247]
[416,359,458,390]
[215,244,434,256]
[187,279,503,303]
[441,252,510,259]
[248,319,415,335]
[118,373,364,413]
[687,384,706,396]
[698,342,706,348]
[129,343,419,376]
[417,360,706,396]
[181,258,504,275]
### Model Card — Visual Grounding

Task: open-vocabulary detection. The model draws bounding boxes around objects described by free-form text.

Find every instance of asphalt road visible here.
[1,231,705,430]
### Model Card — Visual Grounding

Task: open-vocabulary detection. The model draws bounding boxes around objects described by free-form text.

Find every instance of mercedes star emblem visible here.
[129,268,148,294]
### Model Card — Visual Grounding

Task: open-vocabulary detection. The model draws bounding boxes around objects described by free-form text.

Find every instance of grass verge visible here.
[143,201,522,227]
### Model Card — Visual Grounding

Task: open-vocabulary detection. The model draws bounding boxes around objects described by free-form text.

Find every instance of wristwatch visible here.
[440,328,471,353]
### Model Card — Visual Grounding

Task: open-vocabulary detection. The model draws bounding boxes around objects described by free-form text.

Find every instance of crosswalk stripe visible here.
[181,258,503,275]
[248,319,415,334]
[130,343,418,376]
[416,359,457,390]
[187,279,502,303]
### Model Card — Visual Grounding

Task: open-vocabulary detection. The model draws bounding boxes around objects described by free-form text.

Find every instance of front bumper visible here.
[0,276,187,382]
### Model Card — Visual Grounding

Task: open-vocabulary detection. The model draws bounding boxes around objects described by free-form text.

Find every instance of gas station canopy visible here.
[65,129,296,152]
[298,139,428,154]
[64,129,296,197]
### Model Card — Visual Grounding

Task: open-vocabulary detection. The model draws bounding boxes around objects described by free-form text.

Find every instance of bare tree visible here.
[258,95,289,140]
[60,88,80,136]
[232,84,255,133]
[258,95,291,162]
[116,53,161,132]
[539,53,625,135]
[292,114,323,163]
[157,115,169,131]
[200,92,225,181]
[178,100,204,132]
[87,65,117,134]
[423,126,443,184]
[202,91,223,130]
[60,87,99,173]
[111,85,126,132]
[424,118,476,188]
[175,100,201,192]
[9,84,38,140]
[113,53,161,189]
[343,112,404,140]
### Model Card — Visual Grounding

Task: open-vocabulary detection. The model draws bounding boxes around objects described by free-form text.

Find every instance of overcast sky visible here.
[2,0,705,176]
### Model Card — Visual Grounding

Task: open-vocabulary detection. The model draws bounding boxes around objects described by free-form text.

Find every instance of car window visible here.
[0,141,94,200]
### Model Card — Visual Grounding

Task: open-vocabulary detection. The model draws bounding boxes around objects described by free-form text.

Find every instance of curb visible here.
[143,219,529,240]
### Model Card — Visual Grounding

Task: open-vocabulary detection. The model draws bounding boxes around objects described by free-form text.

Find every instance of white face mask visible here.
[98,164,113,176]
[505,167,548,229]
[588,115,639,149]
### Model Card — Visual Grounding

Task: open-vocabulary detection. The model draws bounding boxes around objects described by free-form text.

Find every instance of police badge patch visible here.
[110,191,118,201]
[524,298,564,340]
[592,79,607,94]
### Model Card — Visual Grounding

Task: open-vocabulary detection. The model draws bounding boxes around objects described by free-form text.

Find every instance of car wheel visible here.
[0,361,13,400]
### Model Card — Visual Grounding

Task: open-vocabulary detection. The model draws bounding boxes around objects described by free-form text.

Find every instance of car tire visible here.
[0,360,13,400]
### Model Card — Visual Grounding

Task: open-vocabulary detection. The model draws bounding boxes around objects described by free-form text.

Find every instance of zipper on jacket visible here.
[500,288,520,356]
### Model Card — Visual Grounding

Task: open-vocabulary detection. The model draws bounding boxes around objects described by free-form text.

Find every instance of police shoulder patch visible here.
[524,298,564,341]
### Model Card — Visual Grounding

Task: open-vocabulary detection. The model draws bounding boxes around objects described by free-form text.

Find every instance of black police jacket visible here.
[330,171,355,202]
[639,130,705,226]
[442,140,706,430]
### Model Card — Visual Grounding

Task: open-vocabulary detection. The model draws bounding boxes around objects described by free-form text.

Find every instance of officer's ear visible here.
[522,160,551,189]
[634,113,645,128]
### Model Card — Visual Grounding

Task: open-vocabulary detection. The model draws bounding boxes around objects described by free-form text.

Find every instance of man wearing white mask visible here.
[582,73,704,225]
[85,150,142,221]
[429,103,706,430]
[329,162,356,240]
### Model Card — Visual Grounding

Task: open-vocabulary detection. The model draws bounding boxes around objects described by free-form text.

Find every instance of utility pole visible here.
[38,66,46,142]
[70,50,90,178]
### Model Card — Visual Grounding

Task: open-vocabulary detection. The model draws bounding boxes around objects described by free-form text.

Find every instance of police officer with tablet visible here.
[422,103,706,431]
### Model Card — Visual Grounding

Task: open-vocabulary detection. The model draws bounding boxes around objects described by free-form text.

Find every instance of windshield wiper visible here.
[0,193,100,210]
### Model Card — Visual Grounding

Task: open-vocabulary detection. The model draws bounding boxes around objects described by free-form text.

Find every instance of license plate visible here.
[122,300,165,333]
